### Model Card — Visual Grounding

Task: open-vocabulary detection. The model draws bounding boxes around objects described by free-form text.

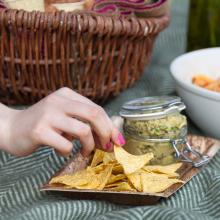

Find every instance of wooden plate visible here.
[41,135,220,206]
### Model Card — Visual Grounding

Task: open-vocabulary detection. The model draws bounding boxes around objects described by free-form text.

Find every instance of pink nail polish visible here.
[118,133,126,145]
[105,142,113,150]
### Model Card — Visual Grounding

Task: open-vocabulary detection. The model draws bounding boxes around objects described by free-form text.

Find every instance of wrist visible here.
[0,104,21,152]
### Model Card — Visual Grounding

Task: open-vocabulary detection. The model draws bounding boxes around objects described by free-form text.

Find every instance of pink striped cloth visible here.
[92,0,169,17]
[0,0,6,9]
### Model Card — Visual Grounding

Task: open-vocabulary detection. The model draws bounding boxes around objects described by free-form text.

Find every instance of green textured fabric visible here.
[1,1,219,220]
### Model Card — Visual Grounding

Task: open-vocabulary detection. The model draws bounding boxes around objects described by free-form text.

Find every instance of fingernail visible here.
[118,133,126,146]
[105,142,113,150]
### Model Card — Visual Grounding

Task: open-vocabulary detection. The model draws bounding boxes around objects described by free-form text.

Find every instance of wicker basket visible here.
[0,9,169,105]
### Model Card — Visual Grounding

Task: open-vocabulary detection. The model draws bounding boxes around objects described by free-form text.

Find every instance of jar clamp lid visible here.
[120,96,186,120]
[120,96,210,167]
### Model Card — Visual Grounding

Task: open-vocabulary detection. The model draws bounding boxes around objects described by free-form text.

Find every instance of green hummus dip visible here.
[124,114,187,139]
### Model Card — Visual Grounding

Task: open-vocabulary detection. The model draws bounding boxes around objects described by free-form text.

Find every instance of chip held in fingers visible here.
[49,146,184,194]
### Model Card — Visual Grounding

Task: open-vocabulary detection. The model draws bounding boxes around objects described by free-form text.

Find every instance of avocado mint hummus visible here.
[124,114,187,139]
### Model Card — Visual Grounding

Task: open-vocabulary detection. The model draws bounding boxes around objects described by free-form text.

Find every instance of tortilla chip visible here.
[114,145,154,174]
[112,164,124,174]
[49,169,95,187]
[103,152,117,164]
[79,164,113,190]
[105,181,126,188]
[74,178,100,190]
[90,149,105,167]
[87,164,105,173]
[50,164,113,190]
[127,171,143,192]
[107,174,126,185]
[141,172,184,193]
[97,164,113,190]
[106,182,136,192]
[142,163,182,178]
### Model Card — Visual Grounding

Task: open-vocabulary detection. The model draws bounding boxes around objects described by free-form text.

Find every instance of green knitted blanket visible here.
[1,1,220,219]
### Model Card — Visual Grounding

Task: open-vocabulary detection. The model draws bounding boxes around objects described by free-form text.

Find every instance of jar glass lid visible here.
[120,96,185,119]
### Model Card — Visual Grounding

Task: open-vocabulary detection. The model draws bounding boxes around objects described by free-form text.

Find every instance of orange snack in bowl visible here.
[192,74,215,87]
[192,74,220,93]
[205,79,220,92]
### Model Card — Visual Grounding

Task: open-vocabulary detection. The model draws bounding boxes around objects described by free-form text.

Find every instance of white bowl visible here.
[170,48,220,139]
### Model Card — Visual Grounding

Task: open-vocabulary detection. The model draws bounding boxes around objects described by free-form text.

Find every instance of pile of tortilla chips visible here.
[49,146,184,193]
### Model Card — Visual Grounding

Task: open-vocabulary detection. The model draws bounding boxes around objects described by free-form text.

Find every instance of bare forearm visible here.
[0,88,125,157]
[0,103,18,152]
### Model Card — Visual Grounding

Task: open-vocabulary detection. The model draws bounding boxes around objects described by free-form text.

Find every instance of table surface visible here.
[1,1,220,220]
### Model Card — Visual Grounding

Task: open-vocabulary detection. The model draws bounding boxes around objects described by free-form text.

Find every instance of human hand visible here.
[0,88,125,157]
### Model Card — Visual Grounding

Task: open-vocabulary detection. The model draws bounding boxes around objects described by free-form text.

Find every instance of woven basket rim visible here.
[0,8,170,37]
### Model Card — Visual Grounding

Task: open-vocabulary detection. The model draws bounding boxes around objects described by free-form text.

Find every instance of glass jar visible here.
[120,96,210,166]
